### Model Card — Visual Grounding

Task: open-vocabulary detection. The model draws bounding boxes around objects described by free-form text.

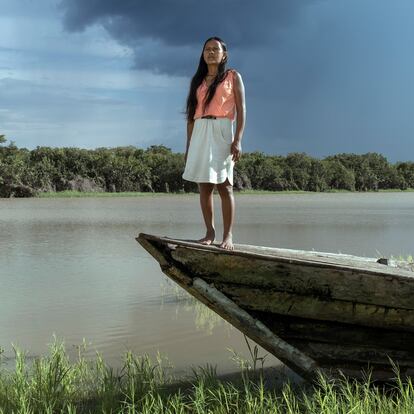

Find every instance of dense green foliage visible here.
[1,136,414,197]
[1,338,413,413]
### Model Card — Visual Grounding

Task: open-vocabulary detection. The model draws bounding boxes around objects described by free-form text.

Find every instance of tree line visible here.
[1,135,413,197]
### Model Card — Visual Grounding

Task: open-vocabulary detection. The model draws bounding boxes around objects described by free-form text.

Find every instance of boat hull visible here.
[137,233,414,381]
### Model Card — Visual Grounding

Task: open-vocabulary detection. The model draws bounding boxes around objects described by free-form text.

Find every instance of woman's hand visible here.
[231,140,242,162]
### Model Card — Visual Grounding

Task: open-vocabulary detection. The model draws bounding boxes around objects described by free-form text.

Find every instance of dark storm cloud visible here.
[58,0,316,75]
[56,0,414,161]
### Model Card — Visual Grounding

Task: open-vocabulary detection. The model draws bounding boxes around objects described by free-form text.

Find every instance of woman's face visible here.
[203,40,226,65]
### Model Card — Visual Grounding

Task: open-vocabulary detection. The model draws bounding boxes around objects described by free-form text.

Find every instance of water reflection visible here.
[160,277,233,335]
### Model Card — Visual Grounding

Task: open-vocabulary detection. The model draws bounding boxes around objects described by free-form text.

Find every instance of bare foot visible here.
[198,229,215,245]
[219,233,234,250]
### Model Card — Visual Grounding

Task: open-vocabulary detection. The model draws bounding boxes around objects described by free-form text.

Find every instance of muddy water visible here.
[1,193,413,374]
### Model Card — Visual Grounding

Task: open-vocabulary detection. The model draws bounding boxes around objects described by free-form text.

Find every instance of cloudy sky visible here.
[1,0,413,162]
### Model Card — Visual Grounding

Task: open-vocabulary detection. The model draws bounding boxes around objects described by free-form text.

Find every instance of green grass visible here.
[1,337,413,413]
[391,254,414,263]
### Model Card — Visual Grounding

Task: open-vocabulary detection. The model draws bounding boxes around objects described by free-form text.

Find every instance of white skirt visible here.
[182,117,234,185]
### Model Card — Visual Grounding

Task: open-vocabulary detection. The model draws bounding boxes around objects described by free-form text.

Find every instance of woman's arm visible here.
[185,120,195,163]
[232,70,246,162]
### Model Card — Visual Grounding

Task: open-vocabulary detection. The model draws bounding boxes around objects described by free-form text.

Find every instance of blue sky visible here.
[1,0,413,162]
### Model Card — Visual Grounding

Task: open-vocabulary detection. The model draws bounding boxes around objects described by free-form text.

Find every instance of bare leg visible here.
[198,183,216,245]
[216,179,234,250]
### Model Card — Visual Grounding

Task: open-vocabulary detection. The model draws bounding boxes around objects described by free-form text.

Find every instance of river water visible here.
[0,193,413,374]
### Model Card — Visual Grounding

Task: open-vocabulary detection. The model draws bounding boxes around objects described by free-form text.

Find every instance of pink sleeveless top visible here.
[194,69,236,121]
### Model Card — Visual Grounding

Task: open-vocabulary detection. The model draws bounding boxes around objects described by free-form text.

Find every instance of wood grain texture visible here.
[171,247,414,310]
[214,283,414,331]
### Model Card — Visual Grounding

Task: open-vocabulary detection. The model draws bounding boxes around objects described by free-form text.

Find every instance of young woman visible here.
[183,37,246,250]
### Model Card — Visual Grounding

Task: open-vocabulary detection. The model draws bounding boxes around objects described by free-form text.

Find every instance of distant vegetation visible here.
[1,135,414,197]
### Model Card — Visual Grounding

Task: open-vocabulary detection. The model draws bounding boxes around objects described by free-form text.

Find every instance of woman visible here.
[183,37,246,250]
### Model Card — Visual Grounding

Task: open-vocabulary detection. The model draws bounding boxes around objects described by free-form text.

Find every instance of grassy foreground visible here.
[0,338,413,413]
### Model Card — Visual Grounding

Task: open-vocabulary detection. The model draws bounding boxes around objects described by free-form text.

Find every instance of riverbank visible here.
[0,338,412,413]
[35,188,414,198]
[37,190,311,198]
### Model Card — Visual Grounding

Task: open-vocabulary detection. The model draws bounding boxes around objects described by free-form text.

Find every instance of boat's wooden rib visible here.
[192,277,320,380]
[136,233,414,381]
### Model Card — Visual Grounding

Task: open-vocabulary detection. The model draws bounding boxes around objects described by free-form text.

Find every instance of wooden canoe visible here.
[136,233,414,381]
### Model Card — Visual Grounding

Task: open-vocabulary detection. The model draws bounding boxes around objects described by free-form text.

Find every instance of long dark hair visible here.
[185,37,230,122]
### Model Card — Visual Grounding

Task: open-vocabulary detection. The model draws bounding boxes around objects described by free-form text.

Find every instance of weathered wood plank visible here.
[214,284,414,331]
[170,247,414,310]
[288,340,414,367]
[144,234,414,278]
[227,244,414,272]
[253,312,414,352]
